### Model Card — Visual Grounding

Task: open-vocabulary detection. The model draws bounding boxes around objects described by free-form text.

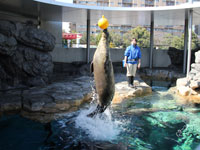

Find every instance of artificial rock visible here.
[0,20,55,89]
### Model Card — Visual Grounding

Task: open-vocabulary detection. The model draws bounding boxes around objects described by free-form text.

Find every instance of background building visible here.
[61,0,200,48]
[73,0,188,7]
[72,0,188,34]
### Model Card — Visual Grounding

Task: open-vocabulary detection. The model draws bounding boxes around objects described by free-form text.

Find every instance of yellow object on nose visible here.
[98,15,109,29]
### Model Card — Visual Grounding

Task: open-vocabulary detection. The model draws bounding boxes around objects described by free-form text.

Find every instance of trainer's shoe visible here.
[128,84,134,88]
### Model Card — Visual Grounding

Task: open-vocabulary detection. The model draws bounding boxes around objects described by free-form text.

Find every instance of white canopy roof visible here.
[0,0,200,26]
[35,0,200,25]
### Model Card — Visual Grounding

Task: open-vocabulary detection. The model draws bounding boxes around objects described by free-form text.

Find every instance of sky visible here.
[62,22,70,33]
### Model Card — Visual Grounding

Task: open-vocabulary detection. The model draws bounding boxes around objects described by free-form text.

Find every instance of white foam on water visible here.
[75,105,122,141]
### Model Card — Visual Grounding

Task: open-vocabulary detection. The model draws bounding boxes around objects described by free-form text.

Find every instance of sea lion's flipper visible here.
[87,105,106,118]
[90,61,94,73]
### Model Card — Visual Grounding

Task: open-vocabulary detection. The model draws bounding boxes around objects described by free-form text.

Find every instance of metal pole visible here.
[37,2,41,29]
[187,9,193,77]
[189,0,193,3]
[183,10,188,74]
[149,11,154,69]
[86,9,90,63]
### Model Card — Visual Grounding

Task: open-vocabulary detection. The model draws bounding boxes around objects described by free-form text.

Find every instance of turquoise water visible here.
[41,81,200,150]
[115,89,200,150]
[1,81,200,150]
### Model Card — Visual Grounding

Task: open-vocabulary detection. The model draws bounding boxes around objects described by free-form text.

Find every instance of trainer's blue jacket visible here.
[124,44,141,64]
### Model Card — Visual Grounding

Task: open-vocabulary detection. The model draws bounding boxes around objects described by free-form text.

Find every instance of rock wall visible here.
[176,50,200,103]
[0,73,152,123]
[168,47,199,68]
[0,20,55,89]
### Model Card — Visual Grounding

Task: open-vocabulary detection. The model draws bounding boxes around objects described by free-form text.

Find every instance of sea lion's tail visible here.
[87,104,107,118]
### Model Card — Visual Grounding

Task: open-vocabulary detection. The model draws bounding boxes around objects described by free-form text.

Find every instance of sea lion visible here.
[87,29,115,117]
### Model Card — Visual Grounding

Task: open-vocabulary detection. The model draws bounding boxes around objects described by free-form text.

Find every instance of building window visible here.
[122,0,132,3]
[122,3,132,7]
[79,25,86,28]
[97,2,108,6]
[79,1,87,4]
[166,1,175,6]
[145,4,154,7]
[145,0,154,5]
[110,2,114,6]
[118,2,122,6]
[87,1,96,4]
[105,2,109,6]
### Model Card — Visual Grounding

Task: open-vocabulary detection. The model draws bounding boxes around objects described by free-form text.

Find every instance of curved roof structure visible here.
[35,0,200,26]
[0,0,200,26]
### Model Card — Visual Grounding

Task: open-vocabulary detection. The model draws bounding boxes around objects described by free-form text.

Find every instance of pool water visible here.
[0,115,49,150]
[1,80,200,150]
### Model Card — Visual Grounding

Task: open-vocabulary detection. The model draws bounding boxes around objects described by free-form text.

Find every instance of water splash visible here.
[75,79,121,141]
[75,105,121,141]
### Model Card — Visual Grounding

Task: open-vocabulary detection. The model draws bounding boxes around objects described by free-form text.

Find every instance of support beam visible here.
[183,10,188,74]
[187,9,193,77]
[149,11,154,69]
[37,2,41,29]
[86,9,90,63]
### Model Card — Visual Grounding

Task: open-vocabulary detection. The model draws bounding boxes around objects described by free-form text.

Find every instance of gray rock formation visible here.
[17,26,55,51]
[168,47,199,68]
[0,74,152,123]
[189,50,200,89]
[177,50,200,101]
[0,20,55,89]
[0,76,93,123]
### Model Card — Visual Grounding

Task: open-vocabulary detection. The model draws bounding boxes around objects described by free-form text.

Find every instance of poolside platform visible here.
[0,73,152,122]
[113,74,152,104]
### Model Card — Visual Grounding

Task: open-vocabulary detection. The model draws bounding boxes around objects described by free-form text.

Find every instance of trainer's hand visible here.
[137,63,141,69]
[124,62,127,67]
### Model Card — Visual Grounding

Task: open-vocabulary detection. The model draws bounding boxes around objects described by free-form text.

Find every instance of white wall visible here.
[153,49,171,67]
[41,21,62,48]
[140,48,171,67]
[140,48,150,67]
[41,21,171,68]
[51,48,86,62]
[50,47,171,68]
